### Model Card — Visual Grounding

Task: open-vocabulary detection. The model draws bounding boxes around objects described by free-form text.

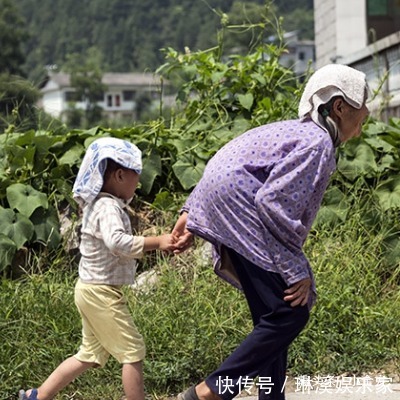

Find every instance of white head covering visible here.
[298,64,367,131]
[72,137,142,207]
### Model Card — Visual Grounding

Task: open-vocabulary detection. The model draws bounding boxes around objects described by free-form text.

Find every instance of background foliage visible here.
[10,0,314,83]
[0,0,313,131]
[1,35,400,271]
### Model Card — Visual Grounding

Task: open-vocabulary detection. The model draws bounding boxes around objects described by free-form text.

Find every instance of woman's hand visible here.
[283,277,312,307]
[171,212,194,254]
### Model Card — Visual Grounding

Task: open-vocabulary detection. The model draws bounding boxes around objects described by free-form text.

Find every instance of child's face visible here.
[119,169,140,200]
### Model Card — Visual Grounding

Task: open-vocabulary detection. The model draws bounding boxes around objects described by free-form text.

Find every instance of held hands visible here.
[157,234,178,252]
[154,212,194,254]
[171,212,194,254]
[283,277,312,307]
[162,211,311,308]
[162,213,311,308]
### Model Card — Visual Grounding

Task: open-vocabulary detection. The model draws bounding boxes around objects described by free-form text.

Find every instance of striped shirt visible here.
[182,119,336,304]
[78,193,145,285]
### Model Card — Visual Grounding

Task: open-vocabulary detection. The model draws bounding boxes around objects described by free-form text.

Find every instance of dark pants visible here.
[205,248,310,400]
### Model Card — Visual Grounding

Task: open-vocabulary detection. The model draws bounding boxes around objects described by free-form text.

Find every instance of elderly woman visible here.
[172,64,369,400]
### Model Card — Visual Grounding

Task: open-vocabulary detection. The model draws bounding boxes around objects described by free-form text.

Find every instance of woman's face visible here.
[337,101,370,143]
[330,95,370,143]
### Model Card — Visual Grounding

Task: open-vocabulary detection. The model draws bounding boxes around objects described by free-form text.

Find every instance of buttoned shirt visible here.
[182,119,336,305]
[78,193,145,285]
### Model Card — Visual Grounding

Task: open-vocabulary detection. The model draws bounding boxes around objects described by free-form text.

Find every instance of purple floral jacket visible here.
[182,119,336,307]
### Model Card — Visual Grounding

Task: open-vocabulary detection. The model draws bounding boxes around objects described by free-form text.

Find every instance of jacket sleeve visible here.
[254,146,333,284]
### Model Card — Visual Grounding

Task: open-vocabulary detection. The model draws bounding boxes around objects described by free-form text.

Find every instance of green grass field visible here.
[1,204,399,400]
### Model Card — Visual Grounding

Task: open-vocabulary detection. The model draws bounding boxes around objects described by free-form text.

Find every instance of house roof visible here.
[103,72,162,86]
[41,72,164,92]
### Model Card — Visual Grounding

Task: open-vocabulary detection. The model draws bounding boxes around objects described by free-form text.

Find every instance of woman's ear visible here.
[330,98,346,120]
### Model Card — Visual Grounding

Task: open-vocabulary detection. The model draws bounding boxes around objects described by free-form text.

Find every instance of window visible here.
[106,94,122,107]
[94,92,104,101]
[65,91,81,102]
[367,0,388,16]
[123,90,136,101]
[367,0,400,42]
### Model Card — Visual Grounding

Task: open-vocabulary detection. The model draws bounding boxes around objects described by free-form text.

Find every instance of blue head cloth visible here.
[72,137,142,207]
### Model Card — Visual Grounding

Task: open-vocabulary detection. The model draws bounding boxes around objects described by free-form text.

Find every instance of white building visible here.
[39,72,169,120]
[314,0,400,119]
[314,0,368,68]
[279,31,315,80]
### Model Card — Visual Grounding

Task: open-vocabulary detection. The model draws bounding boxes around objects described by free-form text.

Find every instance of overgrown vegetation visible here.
[2,40,400,273]
[1,201,399,399]
[0,6,399,400]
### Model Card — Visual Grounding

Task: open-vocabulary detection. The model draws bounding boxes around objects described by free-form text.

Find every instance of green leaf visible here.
[58,143,85,166]
[364,137,394,153]
[172,154,206,190]
[30,207,61,250]
[211,71,225,83]
[0,234,17,271]
[231,117,251,136]
[187,119,212,134]
[382,235,400,266]
[170,138,197,154]
[140,151,162,195]
[6,183,48,217]
[375,176,400,211]
[251,72,266,85]
[182,65,198,79]
[377,154,395,173]
[237,93,254,111]
[7,144,36,173]
[152,191,176,211]
[0,208,34,249]
[337,142,378,181]
[313,187,349,227]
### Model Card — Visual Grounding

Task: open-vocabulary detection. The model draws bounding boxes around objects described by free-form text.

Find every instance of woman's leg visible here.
[202,248,309,400]
[258,350,288,400]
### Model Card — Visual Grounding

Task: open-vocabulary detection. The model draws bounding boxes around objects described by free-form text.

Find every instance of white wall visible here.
[42,91,64,118]
[314,0,368,68]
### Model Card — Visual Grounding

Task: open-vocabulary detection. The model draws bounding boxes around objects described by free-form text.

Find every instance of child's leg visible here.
[27,356,96,400]
[122,361,144,400]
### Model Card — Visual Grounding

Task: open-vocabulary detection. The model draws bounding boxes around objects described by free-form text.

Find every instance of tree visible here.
[0,74,39,131]
[0,0,39,132]
[0,0,28,76]
[63,47,107,127]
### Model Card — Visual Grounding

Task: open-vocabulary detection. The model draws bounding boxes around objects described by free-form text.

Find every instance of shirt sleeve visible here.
[98,204,145,259]
[254,146,333,284]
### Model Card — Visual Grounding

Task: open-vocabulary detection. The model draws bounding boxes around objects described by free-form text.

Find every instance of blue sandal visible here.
[18,389,38,400]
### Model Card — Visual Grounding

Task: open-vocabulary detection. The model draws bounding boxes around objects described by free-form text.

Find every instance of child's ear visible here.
[115,168,125,182]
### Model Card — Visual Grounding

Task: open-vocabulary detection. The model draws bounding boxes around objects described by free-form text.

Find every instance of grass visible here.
[1,203,399,400]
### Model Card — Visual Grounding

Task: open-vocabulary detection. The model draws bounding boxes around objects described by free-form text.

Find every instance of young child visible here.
[19,137,176,400]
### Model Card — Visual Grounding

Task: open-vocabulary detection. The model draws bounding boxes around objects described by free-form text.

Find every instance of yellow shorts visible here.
[74,279,146,367]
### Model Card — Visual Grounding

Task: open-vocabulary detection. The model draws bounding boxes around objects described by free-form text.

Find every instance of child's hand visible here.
[157,233,177,252]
